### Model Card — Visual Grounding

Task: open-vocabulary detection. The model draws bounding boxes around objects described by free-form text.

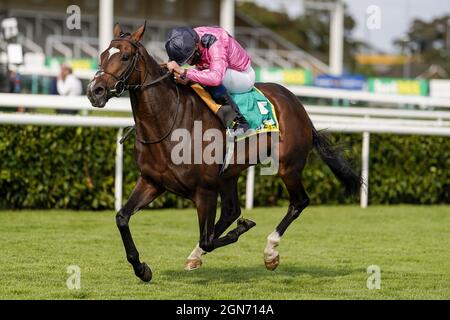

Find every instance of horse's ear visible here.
[114,23,122,38]
[130,21,146,43]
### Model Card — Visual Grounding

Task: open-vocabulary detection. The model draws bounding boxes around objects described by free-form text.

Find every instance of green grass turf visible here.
[0,206,449,300]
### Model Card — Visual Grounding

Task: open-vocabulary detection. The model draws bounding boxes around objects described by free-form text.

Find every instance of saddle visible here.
[191,84,280,140]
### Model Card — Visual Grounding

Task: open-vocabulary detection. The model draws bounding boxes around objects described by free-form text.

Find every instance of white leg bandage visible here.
[264,231,281,261]
[187,243,205,260]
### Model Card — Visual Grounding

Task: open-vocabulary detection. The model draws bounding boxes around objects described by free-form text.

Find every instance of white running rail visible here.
[1,92,449,211]
[287,85,450,109]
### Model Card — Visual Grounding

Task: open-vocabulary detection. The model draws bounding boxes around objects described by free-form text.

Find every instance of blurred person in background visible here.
[9,69,21,93]
[0,65,24,112]
[9,69,24,112]
[0,62,9,93]
[56,64,82,115]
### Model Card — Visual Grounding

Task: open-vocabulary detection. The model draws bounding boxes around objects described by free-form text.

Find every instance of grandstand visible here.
[0,0,328,80]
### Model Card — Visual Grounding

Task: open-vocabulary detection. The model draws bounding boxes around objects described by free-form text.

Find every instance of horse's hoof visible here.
[138,262,153,282]
[184,259,202,271]
[264,254,280,271]
[237,218,256,231]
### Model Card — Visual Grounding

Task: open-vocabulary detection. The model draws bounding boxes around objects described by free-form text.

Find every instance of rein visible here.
[100,37,180,145]
[134,83,180,145]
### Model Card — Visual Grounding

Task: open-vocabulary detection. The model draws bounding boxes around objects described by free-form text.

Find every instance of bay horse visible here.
[87,23,360,282]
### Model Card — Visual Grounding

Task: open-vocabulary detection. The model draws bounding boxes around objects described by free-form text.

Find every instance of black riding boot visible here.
[215,92,250,136]
[214,91,250,174]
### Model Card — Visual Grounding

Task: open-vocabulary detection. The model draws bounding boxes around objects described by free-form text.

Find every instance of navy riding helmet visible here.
[165,26,199,65]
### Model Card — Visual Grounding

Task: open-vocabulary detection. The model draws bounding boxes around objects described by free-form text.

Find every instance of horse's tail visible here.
[312,127,361,195]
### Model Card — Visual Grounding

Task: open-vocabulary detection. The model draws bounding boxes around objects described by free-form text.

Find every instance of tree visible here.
[237,1,365,73]
[394,15,450,75]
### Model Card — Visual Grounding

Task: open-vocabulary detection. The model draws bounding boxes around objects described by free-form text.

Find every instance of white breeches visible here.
[222,66,255,94]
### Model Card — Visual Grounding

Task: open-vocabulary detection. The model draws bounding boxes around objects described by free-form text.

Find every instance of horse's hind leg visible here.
[185,178,251,271]
[116,177,164,282]
[264,171,310,271]
[195,186,255,254]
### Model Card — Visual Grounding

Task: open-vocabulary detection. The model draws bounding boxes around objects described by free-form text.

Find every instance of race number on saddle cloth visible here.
[191,83,280,140]
[230,88,279,135]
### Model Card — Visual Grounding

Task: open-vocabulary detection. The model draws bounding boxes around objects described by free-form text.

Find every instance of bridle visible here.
[97,37,180,144]
[97,37,172,97]
[100,49,139,97]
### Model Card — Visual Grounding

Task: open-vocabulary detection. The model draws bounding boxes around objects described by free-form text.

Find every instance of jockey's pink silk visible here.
[185,26,251,87]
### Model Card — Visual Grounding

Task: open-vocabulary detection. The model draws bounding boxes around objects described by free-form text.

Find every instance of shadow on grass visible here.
[161,263,359,284]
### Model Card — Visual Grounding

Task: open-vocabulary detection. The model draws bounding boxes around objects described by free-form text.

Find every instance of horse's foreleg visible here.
[264,172,309,271]
[116,177,164,282]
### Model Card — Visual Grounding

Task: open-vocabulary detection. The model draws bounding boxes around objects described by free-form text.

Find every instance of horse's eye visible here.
[122,55,130,61]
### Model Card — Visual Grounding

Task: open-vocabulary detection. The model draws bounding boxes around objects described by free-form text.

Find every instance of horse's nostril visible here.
[94,86,105,97]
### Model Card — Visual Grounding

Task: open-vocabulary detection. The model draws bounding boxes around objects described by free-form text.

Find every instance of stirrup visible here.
[229,119,250,137]
[229,127,255,141]
[219,129,235,175]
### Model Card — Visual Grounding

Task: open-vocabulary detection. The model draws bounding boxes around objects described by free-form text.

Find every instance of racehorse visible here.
[87,23,360,282]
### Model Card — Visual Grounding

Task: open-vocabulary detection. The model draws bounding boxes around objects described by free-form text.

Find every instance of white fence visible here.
[1,90,450,211]
[287,85,450,109]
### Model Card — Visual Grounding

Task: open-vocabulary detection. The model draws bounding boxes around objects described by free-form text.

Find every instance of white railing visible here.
[1,92,449,211]
[17,68,96,81]
[0,93,127,111]
[287,85,450,109]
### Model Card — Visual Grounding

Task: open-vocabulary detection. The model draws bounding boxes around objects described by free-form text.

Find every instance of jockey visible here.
[165,26,254,136]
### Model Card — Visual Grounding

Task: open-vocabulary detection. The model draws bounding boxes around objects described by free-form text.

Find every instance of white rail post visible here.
[115,128,123,212]
[99,0,114,53]
[220,0,235,36]
[360,131,370,208]
[330,0,344,76]
[245,166,255,210]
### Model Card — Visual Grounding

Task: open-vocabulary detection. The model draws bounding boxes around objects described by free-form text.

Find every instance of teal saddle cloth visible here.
[230,87,279,132]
